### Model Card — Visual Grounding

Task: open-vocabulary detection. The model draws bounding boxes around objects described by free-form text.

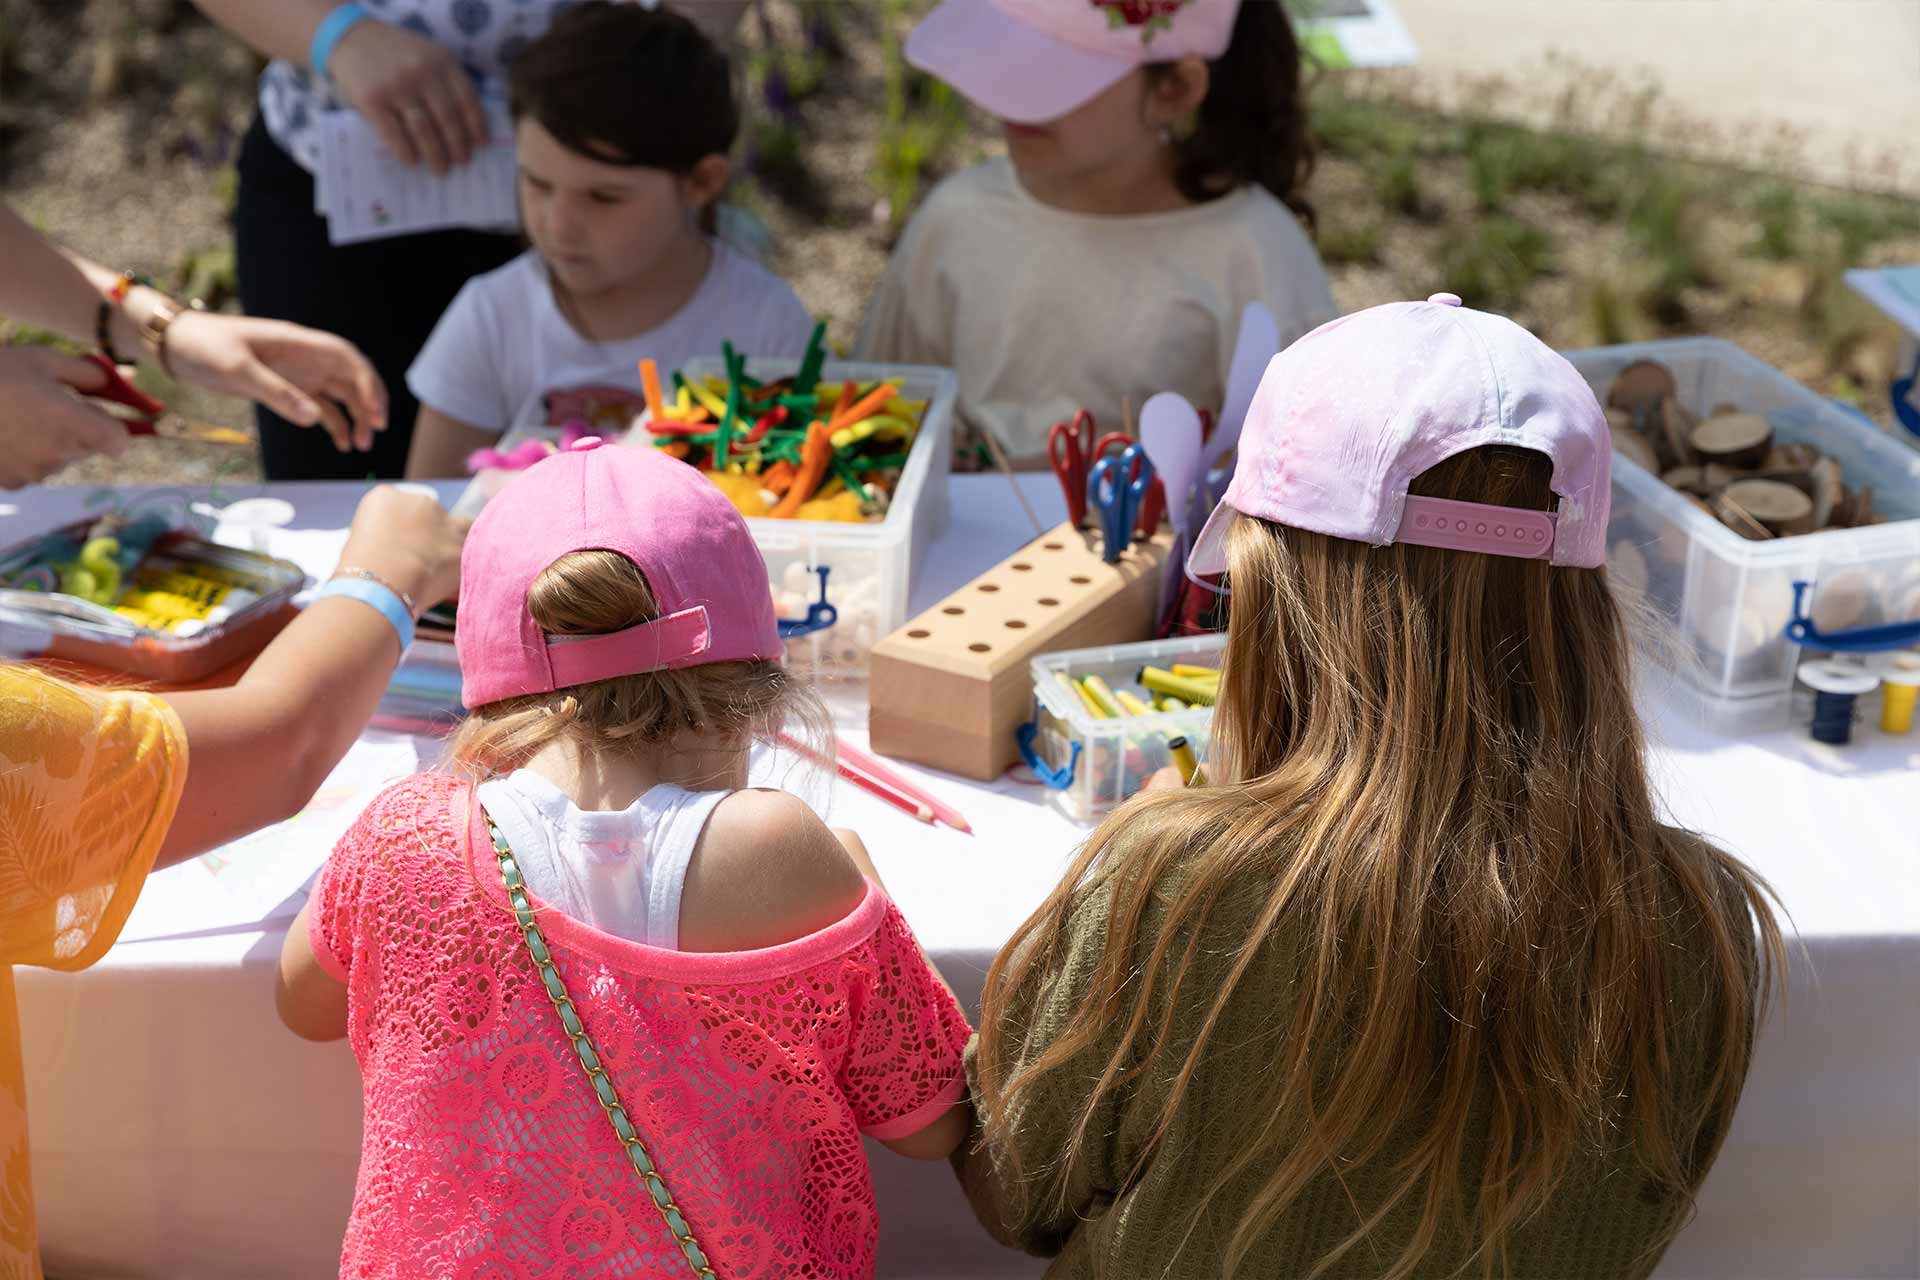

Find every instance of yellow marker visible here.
[1881,663,1920,734]
[1170,663,1220,681]
[1141,667,1216,706]
[1080,675,1126,719]
[1113,689,1152,717]
[1168,736,1200,785]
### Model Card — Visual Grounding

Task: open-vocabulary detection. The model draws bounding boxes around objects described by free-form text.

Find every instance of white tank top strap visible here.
[642,785,732,951]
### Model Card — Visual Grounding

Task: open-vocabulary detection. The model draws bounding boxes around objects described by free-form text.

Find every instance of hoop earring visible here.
[1159,125,1174,145]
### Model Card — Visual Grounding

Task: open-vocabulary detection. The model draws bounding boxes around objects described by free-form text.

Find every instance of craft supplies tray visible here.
[1565,337,1920,730]
[697,357,956,689]
[457,358,956,700]
[1024,632,1225,823]
[0,522,306,684]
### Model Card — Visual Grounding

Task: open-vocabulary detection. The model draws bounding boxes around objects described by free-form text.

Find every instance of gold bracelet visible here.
[331,566,417,617]
[137,293,206,378]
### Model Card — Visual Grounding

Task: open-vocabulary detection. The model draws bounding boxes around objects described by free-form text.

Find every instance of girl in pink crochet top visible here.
[274,439,973,1279]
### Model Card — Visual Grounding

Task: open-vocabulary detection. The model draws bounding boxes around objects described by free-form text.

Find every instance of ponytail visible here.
[1148,0,1316,227]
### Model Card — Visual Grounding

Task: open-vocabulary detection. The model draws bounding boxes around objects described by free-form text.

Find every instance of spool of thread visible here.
[1797,661,1879,745]
[1879,655,1920,735]
[1168,736,1199,785]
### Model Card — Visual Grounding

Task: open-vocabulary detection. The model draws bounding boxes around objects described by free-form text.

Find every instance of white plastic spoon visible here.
[1138,391,1206,612]
[1205,302,1281,495]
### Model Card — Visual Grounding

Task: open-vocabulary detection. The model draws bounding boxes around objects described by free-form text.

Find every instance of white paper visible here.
[313,100,519,247]
[119,734,427,942]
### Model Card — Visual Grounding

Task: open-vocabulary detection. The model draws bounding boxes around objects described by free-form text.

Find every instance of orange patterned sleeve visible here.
[0,664,187,971]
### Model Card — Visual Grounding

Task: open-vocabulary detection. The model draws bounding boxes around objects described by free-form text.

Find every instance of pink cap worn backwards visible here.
[456,437,782,708]
[1187,293,1612,578]
[906,0,1241,126]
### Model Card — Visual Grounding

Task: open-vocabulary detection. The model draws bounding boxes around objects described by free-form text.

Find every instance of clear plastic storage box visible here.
[1563,337,1920,728]
[459,358,956,698]
[1025,633,1226,823]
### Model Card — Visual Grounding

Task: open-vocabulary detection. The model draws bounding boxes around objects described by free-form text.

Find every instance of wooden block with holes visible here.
[869,521,1171,780]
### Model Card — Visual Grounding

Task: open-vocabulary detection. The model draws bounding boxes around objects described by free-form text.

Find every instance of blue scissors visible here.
[1088,445,1155,564]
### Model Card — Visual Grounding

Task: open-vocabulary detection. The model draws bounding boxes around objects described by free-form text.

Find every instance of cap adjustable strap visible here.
[1397,496,1557,560]
[546,605,712,688]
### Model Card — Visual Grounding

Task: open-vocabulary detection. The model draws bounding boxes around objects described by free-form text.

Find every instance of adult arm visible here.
[190,0,486,172]
[153,486,466,867]
[0,202,387,483]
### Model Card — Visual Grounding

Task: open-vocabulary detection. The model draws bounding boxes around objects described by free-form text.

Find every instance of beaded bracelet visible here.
[331,565,418,617]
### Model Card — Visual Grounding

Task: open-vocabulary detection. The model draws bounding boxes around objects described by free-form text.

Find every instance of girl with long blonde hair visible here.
[956,296,1782,1279]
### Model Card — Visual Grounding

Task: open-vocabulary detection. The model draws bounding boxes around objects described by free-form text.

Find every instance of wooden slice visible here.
[1662,465,1707,494]
[1701,463,1738,493]
[1611,424,1660,473]
[1809,458,1842,529]
[1763,442,1820,472]
[1607,360,1678,414]
[1658,397,1698,468]
[1689,412,1773,469]
[1720,478,1813,536]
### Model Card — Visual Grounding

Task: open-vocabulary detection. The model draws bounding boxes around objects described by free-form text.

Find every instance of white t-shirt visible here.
[476,768,731,949]
[855,156,1339,465]
[407,243,815,435]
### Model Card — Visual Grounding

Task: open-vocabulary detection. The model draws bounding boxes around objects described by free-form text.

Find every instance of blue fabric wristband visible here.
[310,2,373,81]
[316,577,415,654]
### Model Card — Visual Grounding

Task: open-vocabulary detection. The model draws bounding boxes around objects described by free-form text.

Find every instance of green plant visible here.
[1438,216,1554,312]
[1318,218,1382,266]
[1373,146,1424,219]
[1812,195,1920,265]
[1310,91,1416,159]
[871,0,969,231]
[1623,168,1705,318]
[170,243,236,311]
[1747,183,1801,261]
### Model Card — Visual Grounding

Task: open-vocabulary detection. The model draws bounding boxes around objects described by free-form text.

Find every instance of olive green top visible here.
[952,830,1757,1279]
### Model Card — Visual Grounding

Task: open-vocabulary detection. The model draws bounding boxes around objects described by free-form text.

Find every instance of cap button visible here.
[1427,292,1463,307]
[570,436,604,452]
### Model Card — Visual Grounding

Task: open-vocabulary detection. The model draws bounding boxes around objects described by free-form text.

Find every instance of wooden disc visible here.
[1607,360,1678,414]
[1658,397,1698,468]
[1720,478,1813,536]
[1662,465,1707,494]
[1809,457,1842,529]
[1611,424,1659,473]
[1689,413,1773,469]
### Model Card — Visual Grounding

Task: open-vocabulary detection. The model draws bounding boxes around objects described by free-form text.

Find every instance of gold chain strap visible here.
[484,811,717,1278]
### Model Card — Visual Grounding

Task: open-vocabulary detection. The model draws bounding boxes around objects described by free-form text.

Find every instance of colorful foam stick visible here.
[769,422,835,517]
[639,358,667,425]
[1140,666,1216,706]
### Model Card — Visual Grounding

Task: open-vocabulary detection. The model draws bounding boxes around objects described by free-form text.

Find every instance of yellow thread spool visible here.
[1113,689,1152,717]
[1169,664,1220,681]
[1141,667,1215,706]
[1168,736,1199,785]
[1880,662,1920,734]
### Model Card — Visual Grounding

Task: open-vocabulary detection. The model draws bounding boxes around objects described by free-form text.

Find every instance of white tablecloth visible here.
[11,477,1919,1279]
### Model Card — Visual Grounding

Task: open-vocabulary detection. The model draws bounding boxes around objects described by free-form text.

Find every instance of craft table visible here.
[9,476,1918,1279]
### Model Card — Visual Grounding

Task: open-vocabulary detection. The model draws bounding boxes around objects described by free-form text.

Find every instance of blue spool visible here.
[1808,690,1858,744]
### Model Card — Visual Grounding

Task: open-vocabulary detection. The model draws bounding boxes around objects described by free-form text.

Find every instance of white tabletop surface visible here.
[9,475,1919,1279]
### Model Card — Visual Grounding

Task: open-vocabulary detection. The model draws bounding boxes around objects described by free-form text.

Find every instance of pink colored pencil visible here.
[777,734,935,826]
[835,739,974,834]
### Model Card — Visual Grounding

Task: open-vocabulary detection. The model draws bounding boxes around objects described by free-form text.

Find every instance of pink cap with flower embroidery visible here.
[906,0,1241,125]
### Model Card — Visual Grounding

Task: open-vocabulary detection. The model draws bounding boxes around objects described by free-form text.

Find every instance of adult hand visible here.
[160,310,387,452]
[327,19,488,174]
[338,485,470,613]
[0,346,129,488]
[1141,766,1186,794]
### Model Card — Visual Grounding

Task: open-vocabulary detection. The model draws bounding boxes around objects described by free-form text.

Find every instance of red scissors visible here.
[83,353,165,434]
[1049,410,1136,527]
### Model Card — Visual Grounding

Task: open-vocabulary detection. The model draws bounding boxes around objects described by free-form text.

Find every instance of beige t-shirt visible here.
[856,157,1338,466]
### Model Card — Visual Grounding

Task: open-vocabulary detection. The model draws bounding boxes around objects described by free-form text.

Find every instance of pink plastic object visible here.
[1397,495,1557,559]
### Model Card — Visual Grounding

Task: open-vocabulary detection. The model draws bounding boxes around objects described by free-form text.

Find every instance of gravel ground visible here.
[6,0,1917,493]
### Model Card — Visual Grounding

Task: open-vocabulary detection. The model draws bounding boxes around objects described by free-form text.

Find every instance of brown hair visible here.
[975,446,1782,1277]
[1146,0,1317,226]
[447,550,825,779]
[507,1,738,175]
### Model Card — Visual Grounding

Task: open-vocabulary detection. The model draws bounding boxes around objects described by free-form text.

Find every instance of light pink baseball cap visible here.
[457,437,782,708]
[906,0,1241,125]
[1188,293,1612,578]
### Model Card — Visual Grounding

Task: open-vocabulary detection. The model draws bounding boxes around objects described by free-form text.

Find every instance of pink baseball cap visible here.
[1188,293,1612,578]
[906,0,1240,125]
[456,437,782,708]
